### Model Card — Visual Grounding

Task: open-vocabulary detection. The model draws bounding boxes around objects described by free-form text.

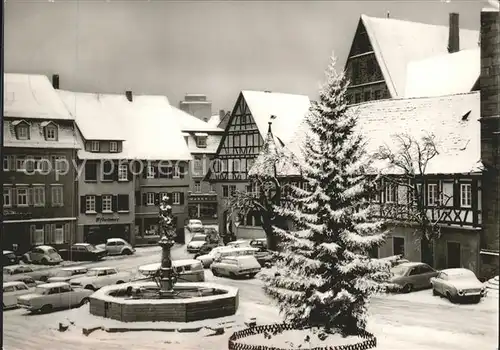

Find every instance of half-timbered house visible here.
[205,90,310,238]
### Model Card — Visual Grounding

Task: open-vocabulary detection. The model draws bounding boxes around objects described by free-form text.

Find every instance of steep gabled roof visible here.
[404,48,480,98]
[58,90,192,161]
[3,73,74,120]
[287,92,482,176]
[241,90,311,144]
[360,14,480,97]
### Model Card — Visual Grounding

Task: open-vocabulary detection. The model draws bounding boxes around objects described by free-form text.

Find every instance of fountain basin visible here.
[89,282,239,322]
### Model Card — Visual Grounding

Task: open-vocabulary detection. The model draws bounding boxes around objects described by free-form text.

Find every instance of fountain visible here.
[88,195,239,322]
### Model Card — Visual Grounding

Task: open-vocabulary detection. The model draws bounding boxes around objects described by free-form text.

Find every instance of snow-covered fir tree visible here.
[263,56,392,337]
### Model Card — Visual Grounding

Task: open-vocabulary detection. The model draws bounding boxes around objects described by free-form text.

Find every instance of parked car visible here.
[59,243,107,261]
[3,250,19,266]
[187,234,208,253]
[17,282,93,313]
[390,262,439,293]
[104,238,135,256]
[3,281,34,309]
[3,265,51,282]
[226,240,251,248]
[196,246,234,268]
[194,242,222,258]
[430,268,487,303]
[47,267,89,283]
[4,274,43,288]
[254,249,274,267]
[69,267,132,291]
[211,255,261,279]
[22,245,62,265]
[187,219,204,233]
[379,255,410,267]
[137,259,205,282]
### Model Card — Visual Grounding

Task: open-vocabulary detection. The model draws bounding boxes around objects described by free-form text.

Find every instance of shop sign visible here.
[96,213,120,223]
[3,209,32,221]
[188,194,217,203]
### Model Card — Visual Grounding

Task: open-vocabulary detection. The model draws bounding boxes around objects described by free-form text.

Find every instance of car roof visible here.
[3,250,14,254]
[3,281,26,287]
[37,282,70,288]
[397,262,426,268]
[222,247,258,252]
[189,219,202,222]
[73,243,91,246]
[107,238,126,242]
[224,255,257,261]
[34,245,54,250]
[440,268,474,275]
[89,267,114,271]
[61,267,88,271]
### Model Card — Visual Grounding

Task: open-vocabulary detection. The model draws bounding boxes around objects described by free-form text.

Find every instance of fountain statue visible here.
[157,195,177,298]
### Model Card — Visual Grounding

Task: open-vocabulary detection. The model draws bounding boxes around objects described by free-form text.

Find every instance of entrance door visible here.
[447,242,461,268]
[393,237,405,257]
[420,239,434,266]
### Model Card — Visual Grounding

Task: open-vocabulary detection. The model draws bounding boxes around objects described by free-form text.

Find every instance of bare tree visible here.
[373,132,453,265]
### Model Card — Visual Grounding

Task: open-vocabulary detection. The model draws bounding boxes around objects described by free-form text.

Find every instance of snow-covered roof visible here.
[170,106,223,133]
[3,74,74,120]
[404,48,480,98]
[360,14,480,97]
[241,90,311,144]
[288,92,481,176]
[57,90,126,141]
[207,114,221,127]
[3,119,79,149]
[58,90,192,161]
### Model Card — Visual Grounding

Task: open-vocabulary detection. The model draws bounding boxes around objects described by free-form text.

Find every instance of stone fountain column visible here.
[158,195,177,298]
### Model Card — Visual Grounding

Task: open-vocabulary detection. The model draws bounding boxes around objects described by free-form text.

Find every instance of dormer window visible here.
[195,133,208,148]
[12,120,30,140]
[90,141,100,152]
[40,121,59,141]
[109,141,118,152]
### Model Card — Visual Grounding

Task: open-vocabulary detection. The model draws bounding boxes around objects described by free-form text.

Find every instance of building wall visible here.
[179,95,213,121]
[479,10,500,278]
[76,160,135,245]
[3,147,78,253]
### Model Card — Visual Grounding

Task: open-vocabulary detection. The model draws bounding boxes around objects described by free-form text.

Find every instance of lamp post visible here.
[157,195,177,298]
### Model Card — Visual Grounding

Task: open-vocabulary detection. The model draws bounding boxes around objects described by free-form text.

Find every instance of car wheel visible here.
[402,284,413,293]
[211,269,218,277]
[432,288,439,296]
[229,272,237,279]
[116,280,125,284]
[85,285,96,291]
[446,292,456,303]
[79,298,90,307]
[41,258,49,265]
[122,249,133,255]
[40,304,53,314]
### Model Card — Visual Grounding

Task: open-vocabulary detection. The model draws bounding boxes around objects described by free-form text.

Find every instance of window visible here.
[16,188,28,207]
[33,225,44,245]
[147,165,156,179]
[354,93,361,104]
[209,183,215,192]
[3,187,12,207]
[393,237,405,256]
[54,224,64,244]
[3,155,10,171]
[45,126,57,140]
[196,136,207,148]
[194,181,201,193]
[364,91,371,101]
[51,185,63,206]
[118,164,128,181]
[90,141,100,152]
[109,141,118,152]
[173,166,181,178]
[460,183,472,208]
[52,156,67,172]
[374,90,382,100]
[427,184,438,206]
[222,185,229,198]
[172,192,181,205]
[441,182,454,207]
[117,194,130,212]
[147,193,155,206]
[385,184,395,203]
[32,186,45,207]
[193,156,203,175]
[102,195,112,213]
[229,185,236,196]
[15,284,28,291]
[17,125,29,140]
[60,284,72,293]
[16,156,26,171]
[86,195,96,213]
[85,162,98,181]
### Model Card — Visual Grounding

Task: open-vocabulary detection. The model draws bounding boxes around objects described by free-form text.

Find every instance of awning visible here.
[194,132,208,137]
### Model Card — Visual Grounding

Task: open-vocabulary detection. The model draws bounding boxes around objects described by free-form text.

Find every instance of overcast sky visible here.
[5,0,483,113]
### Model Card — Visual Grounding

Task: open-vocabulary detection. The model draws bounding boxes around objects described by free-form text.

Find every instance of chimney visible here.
[125,90,133,102]
[219,109,225,118]
[448,13,460,53]
[52,74,60,89]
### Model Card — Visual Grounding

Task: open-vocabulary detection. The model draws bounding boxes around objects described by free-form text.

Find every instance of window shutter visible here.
[154,193,160,205]
[112,164,118,181]
[44,224,51,244]
[180,192,185,205]
[96,196,102,213]
[51,224,56,244]
[179,165,185,178]
[64,223,70,243]
[154,165,160,179]
[30,225,36,244]
[12,187,17,206]
[142,193,147,206]
[28,187,34,206]
[168,193,173,205]
[120,194,130,211]
[167,167,173,179]
[9,156,15,171]
[127,166,133,181]
[80,196,86,214]
[112,195,118,212]
[143,165,147,178]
